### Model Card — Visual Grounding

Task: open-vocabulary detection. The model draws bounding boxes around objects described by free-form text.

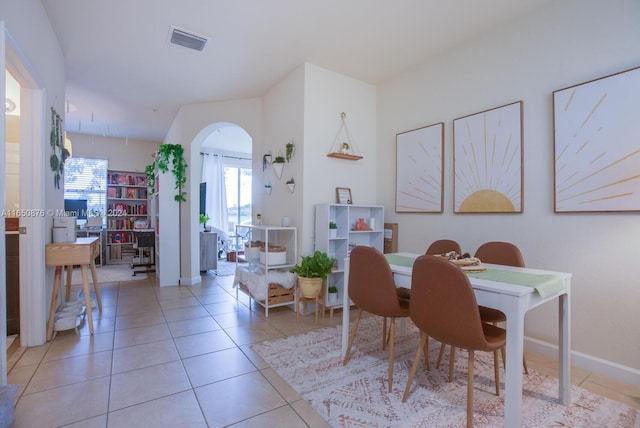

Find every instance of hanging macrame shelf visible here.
[327,112,363,161]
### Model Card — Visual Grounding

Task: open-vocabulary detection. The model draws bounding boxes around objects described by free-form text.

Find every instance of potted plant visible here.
[199,213,211,232]
[272,155,285,179]
[340,142,350,154]
[285,142,295,162]
[329,221,338,238]
[291,250,336,298]
[145,143,188,202]
[327,285,339,306]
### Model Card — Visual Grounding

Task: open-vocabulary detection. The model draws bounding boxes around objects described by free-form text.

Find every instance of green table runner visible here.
[384,254,565,297]
[384,254,416,268]
[467,270,565,298]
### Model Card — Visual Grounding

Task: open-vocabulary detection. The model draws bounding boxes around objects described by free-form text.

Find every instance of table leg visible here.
[341,259,350,358]
[80,265,94,335]
[559,291,571,405]
[89,260,102,311]
[65,265,73,302]
[47,266,63,341]
[503,303,526,428]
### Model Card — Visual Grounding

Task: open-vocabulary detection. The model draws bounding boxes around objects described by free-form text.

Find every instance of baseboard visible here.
[525,336,640,387]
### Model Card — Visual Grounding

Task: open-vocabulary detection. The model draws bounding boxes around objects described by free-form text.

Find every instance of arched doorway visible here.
[191,122,252,278]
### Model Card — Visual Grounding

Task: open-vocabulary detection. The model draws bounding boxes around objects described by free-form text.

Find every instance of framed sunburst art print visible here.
[453,101,523,213]
[395,122,444,213]
[553,66,640,213]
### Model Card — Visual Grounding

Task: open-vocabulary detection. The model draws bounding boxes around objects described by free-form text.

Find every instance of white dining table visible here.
[341,252,572,428]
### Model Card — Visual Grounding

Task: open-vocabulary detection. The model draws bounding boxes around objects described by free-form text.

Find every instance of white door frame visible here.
[2,23,48,361]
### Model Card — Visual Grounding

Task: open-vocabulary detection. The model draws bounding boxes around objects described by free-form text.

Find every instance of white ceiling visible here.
[41,0,551,143]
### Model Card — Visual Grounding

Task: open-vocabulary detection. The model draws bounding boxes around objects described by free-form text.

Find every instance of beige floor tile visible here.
[212,309,265,329]
[182,347,257,388]
[77,315,116,336]
[158,295,201,310]
[229,404,306,427]
[114,310,165,330]
[106,390,207,428]
[61,414,107,428]
[239,344,270,370]
[203,299,246,316]
[113,323,172,349]
[12,343,50,368]
[259,367,302,403]
[25,350,112,394]
[290,398,333,428]
[162,305,211,322]
[154,286,196,301]
[43,331,114,362]
[7,363,38,403]
[14,377,110,427]
[109,360,191,411]
[224,322,285,346]
[167,315,221,338]
[111,339,180,374]
[172,329,236,359]
[195,371,287,427]
[193,291,237,305]
[114,300,162,316]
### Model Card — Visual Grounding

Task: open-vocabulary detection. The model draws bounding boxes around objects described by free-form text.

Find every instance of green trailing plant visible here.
[273,155,285,163]
[285,142,295,162]
[49,108,70,189]
[290,251,337,280]
[145,143,188,202]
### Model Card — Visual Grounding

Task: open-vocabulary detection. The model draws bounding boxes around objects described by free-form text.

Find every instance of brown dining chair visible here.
[403,255,505,427]
[343,245,411,392]
[474,241,528,374]
[425,239,461,256]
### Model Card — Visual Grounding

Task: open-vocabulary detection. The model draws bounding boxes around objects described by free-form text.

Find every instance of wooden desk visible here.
[45,237,103,340]
[342,253,571,428]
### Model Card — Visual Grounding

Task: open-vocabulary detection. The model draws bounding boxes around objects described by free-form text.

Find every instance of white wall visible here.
[261,64,305,238]
[165,98,262,283]
[302,64,377,254]
[69,133,159,173]
[377,0,640,380]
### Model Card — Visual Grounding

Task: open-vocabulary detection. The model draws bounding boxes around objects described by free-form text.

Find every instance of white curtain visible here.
[201,154,228,239]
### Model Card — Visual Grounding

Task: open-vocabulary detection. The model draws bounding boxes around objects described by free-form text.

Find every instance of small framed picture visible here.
[336,187,353,205]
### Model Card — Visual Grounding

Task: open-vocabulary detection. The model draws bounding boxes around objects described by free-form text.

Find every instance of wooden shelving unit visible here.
[106,170,149,264]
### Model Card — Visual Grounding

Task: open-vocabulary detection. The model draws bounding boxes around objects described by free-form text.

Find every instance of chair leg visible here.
[523,354,529,374]
[388,317,395,392]
[500,347,506,370]
[493,350,500,396]
[422,335,431,371]
[436,343,447,368]
[449,346,456,382]
[382,317,387,350]
[467,350,475,428]
[402,331,427,402]
[343,308,363,365]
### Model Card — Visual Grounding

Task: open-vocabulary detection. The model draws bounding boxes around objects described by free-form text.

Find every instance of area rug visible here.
[69,264,147,285]
[252,317,639,427]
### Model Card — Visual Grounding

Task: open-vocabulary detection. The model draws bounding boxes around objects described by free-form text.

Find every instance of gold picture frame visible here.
[336,187,353,205]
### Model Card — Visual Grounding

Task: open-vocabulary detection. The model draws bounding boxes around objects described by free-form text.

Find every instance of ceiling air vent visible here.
[169,26,209,52]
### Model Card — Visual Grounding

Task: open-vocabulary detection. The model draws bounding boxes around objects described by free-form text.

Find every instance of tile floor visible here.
[6,262,640,427]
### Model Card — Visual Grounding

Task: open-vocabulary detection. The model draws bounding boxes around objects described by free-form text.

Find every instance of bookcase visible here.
[314,203,384,311]
[106,170,150,264]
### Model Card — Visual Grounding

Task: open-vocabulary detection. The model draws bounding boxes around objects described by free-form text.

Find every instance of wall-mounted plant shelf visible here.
[328,112,363,160]
[326,152,363,161]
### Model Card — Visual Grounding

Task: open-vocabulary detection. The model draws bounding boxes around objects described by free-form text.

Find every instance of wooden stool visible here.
[296,284,326,325]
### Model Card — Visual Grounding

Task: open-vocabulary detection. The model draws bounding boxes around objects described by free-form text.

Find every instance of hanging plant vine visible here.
[145,143,188,202]
[49,108,70,189]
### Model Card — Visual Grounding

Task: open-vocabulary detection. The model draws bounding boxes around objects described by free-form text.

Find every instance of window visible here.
[224,160,252,234]
[63,158,108,225]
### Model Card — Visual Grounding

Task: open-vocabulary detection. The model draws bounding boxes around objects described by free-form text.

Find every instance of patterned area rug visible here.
[252,317,639,427]
[69,264,148,285]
